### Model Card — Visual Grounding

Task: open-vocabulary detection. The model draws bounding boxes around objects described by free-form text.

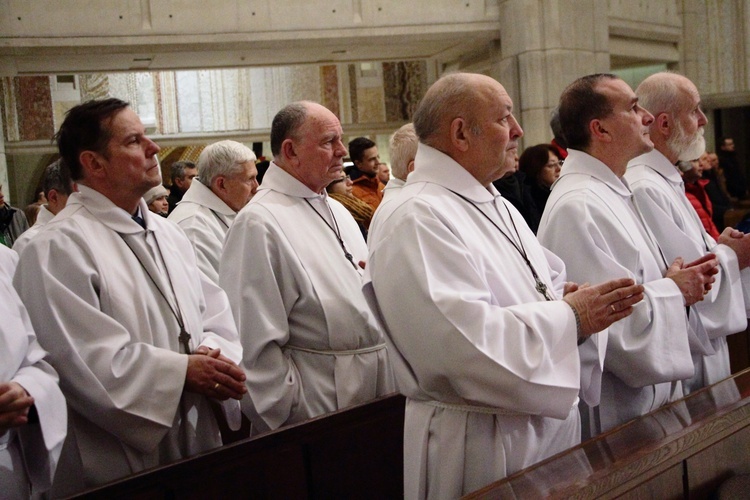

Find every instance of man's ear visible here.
[589,119,611,143]
[46,189,59,205]
[407,159,416,174]
[212,176,226,195]
[654,112,671,139]
[79,150,105,178]
[449,117,471,152]
[281,138,299,166]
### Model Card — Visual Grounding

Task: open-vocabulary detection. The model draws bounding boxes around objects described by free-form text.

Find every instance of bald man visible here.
[364,73,644,498]
[220,101,393,435]
[626,72,750,393]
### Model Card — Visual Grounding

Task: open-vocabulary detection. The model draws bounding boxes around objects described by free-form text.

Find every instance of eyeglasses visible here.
[545,160,563,168]
[330,175,351,185]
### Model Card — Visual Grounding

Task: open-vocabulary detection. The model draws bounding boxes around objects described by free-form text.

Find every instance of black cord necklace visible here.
[304,198,359,270]
[120,228,192,354]
[447,189,554,301]
[210,209,230,229]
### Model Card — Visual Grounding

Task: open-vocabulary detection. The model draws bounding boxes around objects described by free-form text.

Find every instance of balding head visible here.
[271,101,347,193]
[636,72,707,163]
[412,73,523,186]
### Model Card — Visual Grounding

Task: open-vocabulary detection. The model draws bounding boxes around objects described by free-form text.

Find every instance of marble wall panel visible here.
[321,65,340,118]
[155,71,180,135]
[176,70,201,132]
[383,61,427,122]
[16,76,53,141]
[1,78,19,142]
[348,64,359,123]
[79,73,109,102]
[357,87,386,124]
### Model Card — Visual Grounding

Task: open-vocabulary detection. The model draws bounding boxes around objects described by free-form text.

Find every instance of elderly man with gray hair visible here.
[169,140,258,284]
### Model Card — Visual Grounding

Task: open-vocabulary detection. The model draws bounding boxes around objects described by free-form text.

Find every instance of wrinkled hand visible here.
[563,282,581,296]
[185,348,247,401]
[0,382,34,436]
[718,227,750,270]
[563,278,644,337]
[665,254,718,306]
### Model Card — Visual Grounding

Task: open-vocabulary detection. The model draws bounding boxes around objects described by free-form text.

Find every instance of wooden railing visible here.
[70,369,750,499]
[466,369,750,499]
[71,394,405,499]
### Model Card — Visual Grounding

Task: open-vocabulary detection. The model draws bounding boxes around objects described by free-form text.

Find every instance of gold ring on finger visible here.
[214,382,220,390]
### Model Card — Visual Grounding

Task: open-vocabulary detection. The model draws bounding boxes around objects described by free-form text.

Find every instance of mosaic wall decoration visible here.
[383,61,428,122]
[79,74,109,102]
[16,77,54,142]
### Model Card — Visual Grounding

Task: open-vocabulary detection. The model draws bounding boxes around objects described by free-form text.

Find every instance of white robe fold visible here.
[539,149,694,434]
[364,144,582,499]
[12,205,54,256]
[13,184,242,496]
[626,149,747,392]
[168,180,236,284]
[220,163,393,434]
[0,245,66,498]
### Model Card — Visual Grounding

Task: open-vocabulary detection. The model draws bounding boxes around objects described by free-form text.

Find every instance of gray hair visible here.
[636,71,687,118]
[389,123,418,181]
[412,73,481,147]
[271,102,310,157]
[197,140,257,187]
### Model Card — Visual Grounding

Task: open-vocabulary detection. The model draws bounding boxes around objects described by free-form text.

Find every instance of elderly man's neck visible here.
[78,180,144,215]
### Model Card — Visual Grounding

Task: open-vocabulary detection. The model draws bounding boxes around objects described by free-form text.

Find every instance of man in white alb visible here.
[169,140,258,284]
[364,72,645,499]
[1,244,66,498]
[538,74,718,436]
[13,98,247,496]
[625,71,750,393]
[220,101,393,435]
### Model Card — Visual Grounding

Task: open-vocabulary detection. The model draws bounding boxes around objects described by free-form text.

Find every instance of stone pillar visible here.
[490,0,609,148]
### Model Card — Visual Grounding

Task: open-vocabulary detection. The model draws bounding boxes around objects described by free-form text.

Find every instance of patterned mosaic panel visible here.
[79,73,110,102]
[383,61,428,122]
[16,77,54,142]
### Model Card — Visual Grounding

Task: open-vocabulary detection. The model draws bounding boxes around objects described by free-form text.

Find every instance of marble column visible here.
[490,0,609,148]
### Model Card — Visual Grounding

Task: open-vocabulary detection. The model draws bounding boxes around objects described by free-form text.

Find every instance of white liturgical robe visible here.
[12,204,54,256]
[626,149,747,393]
[0,245,66,498]
[13,185,243,496]
[168,180,236,284]
[364,144,582,499]
[539,149,695,434]
[220,163,393,434]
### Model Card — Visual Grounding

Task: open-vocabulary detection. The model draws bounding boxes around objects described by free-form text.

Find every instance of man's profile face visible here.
[596,78,654,161]
[356,146,380,177]
[175,167,198,192]
[98,107,161,198]
[221,161,259,212]
[667,82,707,162]
[377,162,390,184]
[468,78,523,185]
[293,104,347,192]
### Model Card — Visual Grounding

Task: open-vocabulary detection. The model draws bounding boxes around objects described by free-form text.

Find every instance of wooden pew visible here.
[466,369,750,499]
[71,394,405,499]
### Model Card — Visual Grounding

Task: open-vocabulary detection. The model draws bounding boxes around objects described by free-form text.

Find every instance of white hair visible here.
[388,123,418,181]
[197,140,256,186]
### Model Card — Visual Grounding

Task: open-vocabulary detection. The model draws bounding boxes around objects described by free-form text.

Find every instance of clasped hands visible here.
[563,278,645,338]
[665,253,718,306]
[185,347,247,401]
